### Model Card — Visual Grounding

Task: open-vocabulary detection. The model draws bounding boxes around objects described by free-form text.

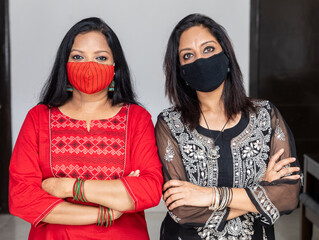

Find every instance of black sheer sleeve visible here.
[155,117,228,230]
[245,103,301,225]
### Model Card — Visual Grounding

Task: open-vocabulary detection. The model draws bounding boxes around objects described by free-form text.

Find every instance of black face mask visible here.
[179,51,229,92]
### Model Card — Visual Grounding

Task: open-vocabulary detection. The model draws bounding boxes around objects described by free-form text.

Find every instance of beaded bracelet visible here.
[72,178,88,202]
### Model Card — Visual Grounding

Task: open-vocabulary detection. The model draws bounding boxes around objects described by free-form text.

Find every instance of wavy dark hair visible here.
[40,17,137,106]
[164,13,255,129]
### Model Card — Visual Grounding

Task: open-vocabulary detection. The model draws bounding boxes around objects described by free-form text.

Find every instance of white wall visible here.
[10,0,250,211]
[10,0,250,142]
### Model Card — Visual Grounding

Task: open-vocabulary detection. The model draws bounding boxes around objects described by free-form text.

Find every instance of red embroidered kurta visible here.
[9,104,163,240]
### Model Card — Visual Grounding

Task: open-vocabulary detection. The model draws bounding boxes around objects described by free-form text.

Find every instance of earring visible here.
[108,80,115,92]
[66,84,73,92]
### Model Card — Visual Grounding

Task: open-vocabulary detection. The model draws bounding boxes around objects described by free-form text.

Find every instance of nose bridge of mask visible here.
[85,62,95,79]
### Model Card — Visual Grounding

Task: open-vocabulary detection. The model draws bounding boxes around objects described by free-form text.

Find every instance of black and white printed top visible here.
[155,100,301,240]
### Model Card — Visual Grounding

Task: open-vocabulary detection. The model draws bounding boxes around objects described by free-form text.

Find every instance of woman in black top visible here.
[155,13,301,239]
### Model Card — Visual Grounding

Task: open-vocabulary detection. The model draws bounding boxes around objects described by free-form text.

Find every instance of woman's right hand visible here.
[263,149,300,182]
[128,170,140,177]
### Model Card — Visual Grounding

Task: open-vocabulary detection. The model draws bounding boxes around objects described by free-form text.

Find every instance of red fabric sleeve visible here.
[120,105,163,212]
[9,106,63,227]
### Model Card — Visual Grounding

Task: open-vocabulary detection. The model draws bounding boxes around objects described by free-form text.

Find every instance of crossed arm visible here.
[162,149,299,220]
[9,105,163,227]
[155,111,301,227]
[42,171,139,224]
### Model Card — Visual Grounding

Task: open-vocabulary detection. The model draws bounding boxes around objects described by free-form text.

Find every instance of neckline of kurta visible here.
[55,104,127,122]
[53,104,127,132]
[196,112,249,139]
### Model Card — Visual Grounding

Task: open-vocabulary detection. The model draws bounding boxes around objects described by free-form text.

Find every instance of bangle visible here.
[105,207,110,227]
[209,186,218,210]
[72,178,87,202]
[219,187,227,210]
[97,206,114,227]
[228,188,233,207]
[108,207,112,226]
[111,209,114,225]
[208,187,233,211]
[97,206,102,226]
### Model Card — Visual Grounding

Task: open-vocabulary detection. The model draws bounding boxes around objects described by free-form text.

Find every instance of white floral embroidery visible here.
[162,107,218,187]
[248,185,279,224]
[160,100,277,239]
[164,140,175,162]
[275,119,286,141]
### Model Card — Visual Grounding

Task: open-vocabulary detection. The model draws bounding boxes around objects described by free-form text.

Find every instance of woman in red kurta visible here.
[9,17,163,240]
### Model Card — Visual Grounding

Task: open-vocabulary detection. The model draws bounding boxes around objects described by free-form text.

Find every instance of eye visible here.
[71,55,83,60]
[203,46,215,53]
[183,53,193,60]
[96,56,107,61]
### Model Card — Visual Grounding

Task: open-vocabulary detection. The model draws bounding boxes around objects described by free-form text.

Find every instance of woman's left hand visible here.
[163,180,212,210]
[42,177,75,199]
[263,149,300,182]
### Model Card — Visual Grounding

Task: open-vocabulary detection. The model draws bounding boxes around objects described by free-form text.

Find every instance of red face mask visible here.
[67,62,115,94]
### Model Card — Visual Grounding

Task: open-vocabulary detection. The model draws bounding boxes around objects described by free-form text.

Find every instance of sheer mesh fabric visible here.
[249,104,301,222]
[155,102,301,229]
[155,118,214,227]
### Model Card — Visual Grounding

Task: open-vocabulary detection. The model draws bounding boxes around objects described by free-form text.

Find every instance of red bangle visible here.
[111,209,114,225]
[72,179,77,199]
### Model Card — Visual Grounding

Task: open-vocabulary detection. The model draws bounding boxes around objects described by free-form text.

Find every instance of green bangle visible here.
[97,205,102,226]
[72,179,79,201]
[101,206,105,227]
[105,207,109,227]
[80,179,87,202]
[76,178,81,201]
[108,207,112,226]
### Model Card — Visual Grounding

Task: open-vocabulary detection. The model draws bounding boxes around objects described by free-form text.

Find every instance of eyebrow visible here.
[179,48,192,54]
[201,40,217,46]
[179,40,218,53]
[70,49,111,54]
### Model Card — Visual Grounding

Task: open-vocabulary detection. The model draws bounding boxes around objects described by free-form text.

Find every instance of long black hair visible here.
[164,13,255,129]
[40,17,137,106]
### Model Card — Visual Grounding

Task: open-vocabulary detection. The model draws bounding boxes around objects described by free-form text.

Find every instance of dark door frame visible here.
[0,0,11,214]
[249,0,260,98]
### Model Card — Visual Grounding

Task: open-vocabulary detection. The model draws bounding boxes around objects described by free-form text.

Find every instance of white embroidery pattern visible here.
[160,100,278,239]
[164,139,175,162]
[248,185,279,224]
[275,119,286,141]
[168,211,181,223]
[198,213,255,240]
[161,108,218,187]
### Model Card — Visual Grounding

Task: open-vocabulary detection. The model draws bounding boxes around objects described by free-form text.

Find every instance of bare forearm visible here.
[42,202,98,225]
[227,208,248,220]
[42,202,122,225]
[228,188,258,213]
[42,178,134,211]
[84,179,134,211]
